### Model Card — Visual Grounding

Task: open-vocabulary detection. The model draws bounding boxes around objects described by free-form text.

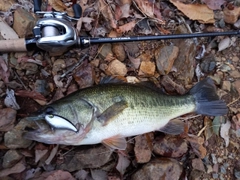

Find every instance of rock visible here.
[112,43,126,61]
[189,170,203,180]
[155,45,179,75]
[0,0,16,11]
[0,108,16,131]
[106,59,128,76]
[192,158,205,172]
[3,150,23,168]
[200,54,216,73]
[233,80,240,95]
[99,43,112,59]
[153,135,188,158]
[230,70,240,78]
[4,119,33,149]
[34,170,75,180]
[223,6,240,24]
[222,80,231,92]
[232,56,240,62]
[58,145,113,172]
[21,62,38,75]
[34,80,50,96]
[161,75,186,95]
[131,158,183,180]
[172,25,196,85]
[138,60,155,77]
[73,61,95,88]
[134,133,154,163]
[52,59,66,75]
[13,8,36,38]
[211,154,217,164]
[234,168,240,179]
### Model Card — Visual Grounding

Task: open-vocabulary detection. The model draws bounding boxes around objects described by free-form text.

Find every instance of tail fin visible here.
[189,78,228,116]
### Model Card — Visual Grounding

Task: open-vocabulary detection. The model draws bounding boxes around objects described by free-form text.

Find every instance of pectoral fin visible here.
[102,135,127,150]
[98,100,128,126]
[159,119,185,135]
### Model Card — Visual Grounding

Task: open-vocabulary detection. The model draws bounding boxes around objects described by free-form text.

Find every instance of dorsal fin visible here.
[100,76,126,84]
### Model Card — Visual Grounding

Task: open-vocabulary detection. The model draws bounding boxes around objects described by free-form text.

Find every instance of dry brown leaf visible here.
[202,0,226,10]
[116,20,136,33]
[0,159,26,177]
[48,0,68,12]
[134,0,154,17]
[99,0,117,29]
[170,0,215,24]
[0,56,10,83]
[186,134,207,159]
[15,90,47,101]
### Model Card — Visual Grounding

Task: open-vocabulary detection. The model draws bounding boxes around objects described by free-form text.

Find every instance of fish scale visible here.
[24,78,228,150]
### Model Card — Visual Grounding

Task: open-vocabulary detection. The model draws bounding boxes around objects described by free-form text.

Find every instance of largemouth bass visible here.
[24,78,228,150]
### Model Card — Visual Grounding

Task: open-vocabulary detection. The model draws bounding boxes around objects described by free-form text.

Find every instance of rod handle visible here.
[0,39,27,52]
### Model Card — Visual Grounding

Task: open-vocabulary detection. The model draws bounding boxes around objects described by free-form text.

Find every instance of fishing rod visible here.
[0,0,240,56]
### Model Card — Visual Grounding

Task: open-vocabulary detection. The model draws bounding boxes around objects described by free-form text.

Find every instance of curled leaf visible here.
[220,119,231,147]
[4,89,20,110]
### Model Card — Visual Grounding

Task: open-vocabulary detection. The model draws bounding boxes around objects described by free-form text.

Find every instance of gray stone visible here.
[221,80,231,92]
[131,158,182,180]
[3,150,23,168]
[99,43,112,59]
[4,119,33,149]
[58,145,113,172]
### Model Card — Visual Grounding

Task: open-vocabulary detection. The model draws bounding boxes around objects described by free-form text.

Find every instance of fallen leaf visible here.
[220,119,231,147]
[0,56,10,83]
[99,0,117,29]
[134,0,154,18]
[212,116,225,135]
[74,169,90,180]
[232,115,240,130]
[116,153,130,176]
[35,170,75,180]
[35,149,48,163]
[4,89,20,110]
[0,159,26,177]
[15,90,47,101]
[116,20,136,33]
[48,0,68,12]
[204,117,213,141]
[45,145,59,165]
[91,169,108,180]
[0,108,16,131]
[186,134,207,159]
[218,37,231,51]
[54,75,64,88]
[202,0,226,10]
[18,56,43,66]
[170,0,214,23]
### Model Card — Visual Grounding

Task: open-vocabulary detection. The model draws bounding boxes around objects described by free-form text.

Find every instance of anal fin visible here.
[159,119,185,135]
[102,135,127,150]
[98,100,128,126]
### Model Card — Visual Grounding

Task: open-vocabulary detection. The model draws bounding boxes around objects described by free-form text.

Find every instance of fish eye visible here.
[45,107,55,114]
[48,114,54,118]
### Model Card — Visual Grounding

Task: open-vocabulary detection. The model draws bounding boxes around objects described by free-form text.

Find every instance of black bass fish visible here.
[24,78,228,150]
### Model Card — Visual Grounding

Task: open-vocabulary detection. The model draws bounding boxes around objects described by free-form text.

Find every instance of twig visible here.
[13,70,28,90]
[227,96,240,107]
[60,54,88,78]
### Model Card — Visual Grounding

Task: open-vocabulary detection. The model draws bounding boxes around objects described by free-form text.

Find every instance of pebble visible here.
[234,168,240,179]
[232,56,240,62]
[3,150,23,169]
[13,7,36,38]
[221,80,231,92]
[211,154,217,164]
[112,43,126,61]
[131,158,182,180]
[223,6,240,24]
[153,135,188,158]
[138,60,156,77]
[99,43,112,59]
[58,145,113,172]
[233,80,240,95]
[4,119,33,149]
[230,70,240,78]
[220,165,227,174]
[192,158,205,172]
[212,173,219,179]
[155,45,179,75]
[134,133,153,163]
[106,59,128,76]
[207,165,213,173]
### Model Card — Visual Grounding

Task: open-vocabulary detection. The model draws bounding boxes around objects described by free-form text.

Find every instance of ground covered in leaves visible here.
[0,0,240,179]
